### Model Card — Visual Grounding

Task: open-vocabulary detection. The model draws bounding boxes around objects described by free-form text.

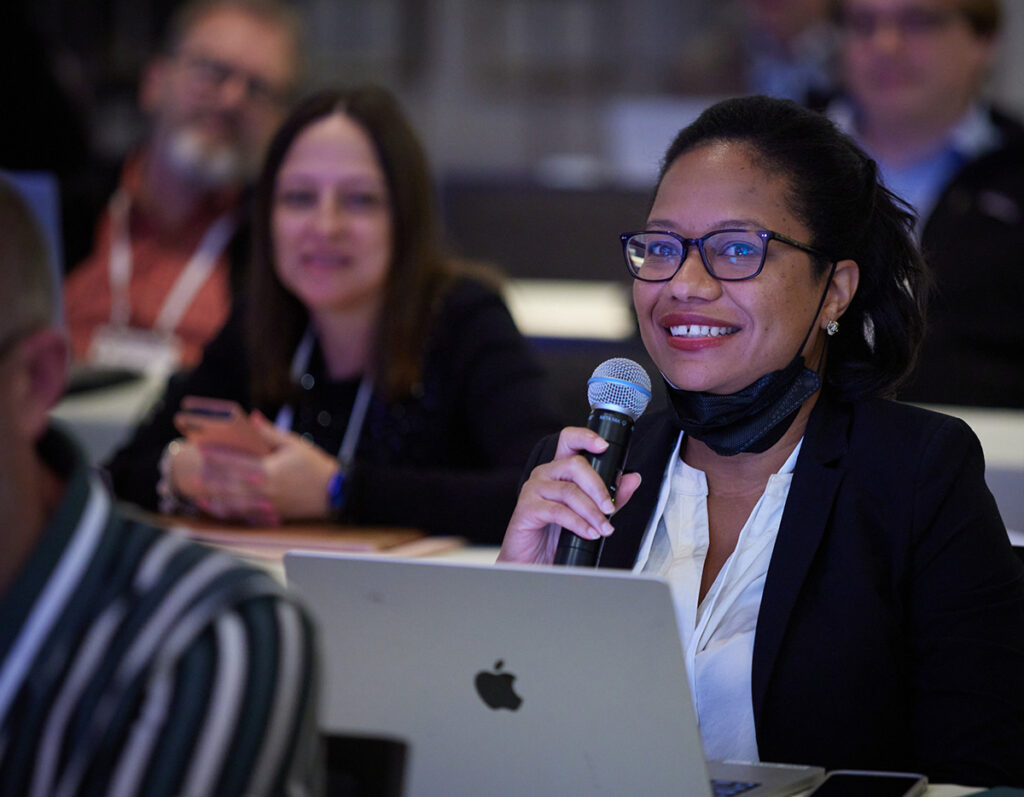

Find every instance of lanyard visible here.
[274,326,373,469]
[107,188,238,335]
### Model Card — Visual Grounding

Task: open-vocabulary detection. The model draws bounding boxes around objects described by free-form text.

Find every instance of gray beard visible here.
[163,127,252,189]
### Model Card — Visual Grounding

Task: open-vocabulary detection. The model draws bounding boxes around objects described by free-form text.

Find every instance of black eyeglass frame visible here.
[175,49,291,109]
[620,228,833,282]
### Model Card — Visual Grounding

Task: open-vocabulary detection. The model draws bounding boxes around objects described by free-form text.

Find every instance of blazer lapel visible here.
[751,393,851,721]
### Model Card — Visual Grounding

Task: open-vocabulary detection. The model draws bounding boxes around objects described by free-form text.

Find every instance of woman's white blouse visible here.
[635,433,802,762]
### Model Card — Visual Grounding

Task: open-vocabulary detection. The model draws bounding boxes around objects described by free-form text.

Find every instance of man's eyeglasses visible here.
[839,6,960,39]
[177,51,288,109]
[620,229,831,282]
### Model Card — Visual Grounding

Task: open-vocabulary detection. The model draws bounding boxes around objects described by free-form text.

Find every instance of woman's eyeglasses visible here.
[620,229,831,282]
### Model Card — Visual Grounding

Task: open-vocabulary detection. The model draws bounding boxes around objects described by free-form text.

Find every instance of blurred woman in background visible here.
[107,84,564,542]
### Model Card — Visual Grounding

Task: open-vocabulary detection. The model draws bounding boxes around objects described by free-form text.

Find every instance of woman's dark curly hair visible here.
[655,95,930,400]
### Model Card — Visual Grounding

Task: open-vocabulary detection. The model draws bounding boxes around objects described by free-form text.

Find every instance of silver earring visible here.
[826,320,839,336]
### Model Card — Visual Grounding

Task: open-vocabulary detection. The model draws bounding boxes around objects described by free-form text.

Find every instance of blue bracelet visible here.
[327,468,349,515]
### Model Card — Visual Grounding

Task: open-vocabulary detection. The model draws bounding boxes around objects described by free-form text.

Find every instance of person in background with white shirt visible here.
[498,95,1024,787]
[828,0,1024,407]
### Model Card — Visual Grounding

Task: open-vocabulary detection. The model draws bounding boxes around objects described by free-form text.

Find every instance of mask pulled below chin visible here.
[664,356,821,456]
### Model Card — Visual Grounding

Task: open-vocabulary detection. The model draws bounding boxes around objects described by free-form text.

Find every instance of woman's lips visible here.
[301,252,348,268]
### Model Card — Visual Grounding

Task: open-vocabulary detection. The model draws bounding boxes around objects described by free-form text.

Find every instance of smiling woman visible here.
[104,85,565,543]
[269,112,393,371]
[498,95,1024,786]
[633,141,857,402]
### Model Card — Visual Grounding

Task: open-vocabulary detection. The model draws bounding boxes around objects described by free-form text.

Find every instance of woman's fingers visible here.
[530,464,616,536]
[553,426,610,461]
[507,453,614,541]
[538,445,618,511]
[611,472,642,515]
[251,410,289,449]
[499,421,646,566]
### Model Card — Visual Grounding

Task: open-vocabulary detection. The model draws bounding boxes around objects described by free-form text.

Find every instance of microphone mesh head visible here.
[587,358,652,421]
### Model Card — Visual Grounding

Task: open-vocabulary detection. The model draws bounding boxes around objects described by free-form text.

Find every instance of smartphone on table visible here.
[807,770,928,797]
[174,396,272,456]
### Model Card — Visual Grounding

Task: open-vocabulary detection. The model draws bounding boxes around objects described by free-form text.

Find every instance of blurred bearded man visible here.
[64,0,302,371]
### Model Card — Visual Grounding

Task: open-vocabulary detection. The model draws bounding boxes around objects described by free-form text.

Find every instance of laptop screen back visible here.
[284,554,711,797]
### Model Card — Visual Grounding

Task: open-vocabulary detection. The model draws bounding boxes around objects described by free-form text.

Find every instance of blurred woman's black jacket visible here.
[107,277,565,544]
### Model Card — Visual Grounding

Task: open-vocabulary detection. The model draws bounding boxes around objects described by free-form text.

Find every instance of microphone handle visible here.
[553,408,634,567]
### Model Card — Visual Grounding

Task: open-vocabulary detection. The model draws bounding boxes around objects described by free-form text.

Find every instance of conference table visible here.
[147,514,499,585]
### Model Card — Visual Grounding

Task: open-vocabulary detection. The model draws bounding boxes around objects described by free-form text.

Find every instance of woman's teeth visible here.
[669,324,737,338]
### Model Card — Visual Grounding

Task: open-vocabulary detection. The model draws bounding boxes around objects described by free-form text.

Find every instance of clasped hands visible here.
[169,411,338,526]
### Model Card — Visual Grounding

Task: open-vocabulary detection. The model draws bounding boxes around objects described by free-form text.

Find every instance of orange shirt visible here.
[64,156,238,368]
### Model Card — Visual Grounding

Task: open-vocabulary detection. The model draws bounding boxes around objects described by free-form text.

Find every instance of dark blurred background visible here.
[6,0,1024,279]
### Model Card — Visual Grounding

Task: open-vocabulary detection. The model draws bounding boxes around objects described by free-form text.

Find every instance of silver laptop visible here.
[283,553,824,797]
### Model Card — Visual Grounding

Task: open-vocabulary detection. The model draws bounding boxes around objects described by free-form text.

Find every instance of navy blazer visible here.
[523,392,1024,786]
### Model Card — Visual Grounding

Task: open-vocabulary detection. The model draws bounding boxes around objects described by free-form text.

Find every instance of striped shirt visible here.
[0,426,321,796]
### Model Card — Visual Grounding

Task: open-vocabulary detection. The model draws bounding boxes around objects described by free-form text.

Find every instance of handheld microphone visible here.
[553,358,652,567]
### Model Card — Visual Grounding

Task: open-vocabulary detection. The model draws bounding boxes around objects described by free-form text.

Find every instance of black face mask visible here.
[664,356,821,456]
[664,259,837,456]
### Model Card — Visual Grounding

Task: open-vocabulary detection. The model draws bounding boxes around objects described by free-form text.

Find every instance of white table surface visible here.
[53,369,169,465]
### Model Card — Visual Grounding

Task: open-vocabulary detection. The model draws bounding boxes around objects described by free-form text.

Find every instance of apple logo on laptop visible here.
[474,660,523,711]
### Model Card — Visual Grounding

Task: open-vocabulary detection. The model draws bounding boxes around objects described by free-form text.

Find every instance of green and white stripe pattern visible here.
[0,427,320,796]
